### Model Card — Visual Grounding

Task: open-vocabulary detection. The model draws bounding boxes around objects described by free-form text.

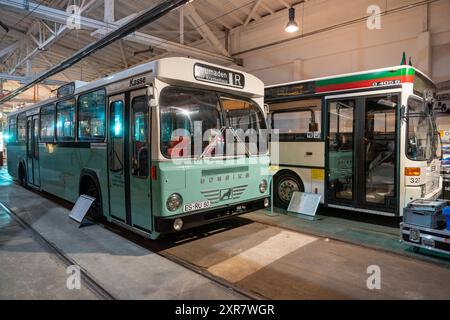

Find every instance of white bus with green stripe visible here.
[6,57,270,239]
[266,65,442,217]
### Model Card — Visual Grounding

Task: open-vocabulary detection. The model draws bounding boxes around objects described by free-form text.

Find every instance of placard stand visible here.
[287,192,321,221]
[69,195,96,228]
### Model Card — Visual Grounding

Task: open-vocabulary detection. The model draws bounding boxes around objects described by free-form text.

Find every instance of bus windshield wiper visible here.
[198,126,227,160]
[228,126,253,158]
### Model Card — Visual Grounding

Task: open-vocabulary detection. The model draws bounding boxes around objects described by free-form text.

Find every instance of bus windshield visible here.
[160,86,267,159]
[406,97,439,161]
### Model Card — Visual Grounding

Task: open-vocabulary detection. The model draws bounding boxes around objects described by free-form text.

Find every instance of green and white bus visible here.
[266,65,442,216]
[6,57,270,239]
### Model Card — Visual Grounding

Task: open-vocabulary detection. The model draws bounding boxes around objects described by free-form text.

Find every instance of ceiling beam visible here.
[0,0,233,64]
[104,0,115,23]
[184,4,230,56]
[244,0,264,27]
[0,42,20,60]
[0,0,199,105]
[0,73,66,85]
[5,0,99,75]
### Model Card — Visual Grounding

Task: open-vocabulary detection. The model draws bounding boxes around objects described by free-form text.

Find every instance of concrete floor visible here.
[0,207,98,299]
[0,168,244,300]
[163,221,450,299]
[245,208,450,266]
[0,167,449,300]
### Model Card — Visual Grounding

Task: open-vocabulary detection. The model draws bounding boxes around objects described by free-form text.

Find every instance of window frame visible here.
[271,106,323,142]
[131,95,149,179]
[158,85,267,159]
[56,97,76,142]
[158,86,224,159]
[77,88,106,142]
[39,103,56,142]
[405,96,436,163]
[17,113,27,143]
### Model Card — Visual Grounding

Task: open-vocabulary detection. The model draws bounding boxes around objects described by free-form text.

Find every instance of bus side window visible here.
[110,100,124,173]
[56,99,76,141]
[272,108,321,140]
[40,104,55,142]
[8,116,17,143]
[131,96,149,178]
[78,89,106,141]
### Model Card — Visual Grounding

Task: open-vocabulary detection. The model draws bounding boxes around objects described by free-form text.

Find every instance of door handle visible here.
[305,152,313,156]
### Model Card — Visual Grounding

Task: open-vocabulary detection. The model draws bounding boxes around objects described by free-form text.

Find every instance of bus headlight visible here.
[259,179,268,193]
[167,193,182,212]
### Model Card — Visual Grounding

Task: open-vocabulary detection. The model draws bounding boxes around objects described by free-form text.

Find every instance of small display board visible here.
[69,195,96,228]
[194,63,245,89]
[287,192,321,220]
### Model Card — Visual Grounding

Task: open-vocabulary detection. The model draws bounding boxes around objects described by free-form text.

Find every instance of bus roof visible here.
[265,65,434,99]
[266,65,433,88]
[8,57,264,117]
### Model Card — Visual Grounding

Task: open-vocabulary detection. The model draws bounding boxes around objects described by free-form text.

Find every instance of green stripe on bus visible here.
[316,68,414,87]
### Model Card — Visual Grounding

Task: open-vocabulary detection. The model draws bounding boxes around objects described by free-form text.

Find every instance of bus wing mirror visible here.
[147,85,154,98]
[147,85,157,107]
[264,104,270,114]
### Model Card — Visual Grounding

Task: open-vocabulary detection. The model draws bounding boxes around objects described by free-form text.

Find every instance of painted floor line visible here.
[207,230,317,283]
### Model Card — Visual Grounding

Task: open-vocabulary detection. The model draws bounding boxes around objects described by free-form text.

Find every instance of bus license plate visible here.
[184,201,211,213]
[422,238,435,248]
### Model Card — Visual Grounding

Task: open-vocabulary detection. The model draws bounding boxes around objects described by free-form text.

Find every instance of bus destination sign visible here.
[194,63,245,89]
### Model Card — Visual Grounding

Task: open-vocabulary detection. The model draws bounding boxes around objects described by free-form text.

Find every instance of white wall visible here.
[228,0,450,86]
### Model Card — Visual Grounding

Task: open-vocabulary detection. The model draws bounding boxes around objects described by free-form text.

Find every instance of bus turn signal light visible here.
[405,167,421,176]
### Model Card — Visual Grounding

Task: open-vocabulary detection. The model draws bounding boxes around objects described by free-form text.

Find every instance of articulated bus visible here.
[6,57,270,239]
[266,66,442,217]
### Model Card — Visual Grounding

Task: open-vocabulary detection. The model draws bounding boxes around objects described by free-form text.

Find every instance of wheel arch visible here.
[17,159,27,180]
[79,169,102,199]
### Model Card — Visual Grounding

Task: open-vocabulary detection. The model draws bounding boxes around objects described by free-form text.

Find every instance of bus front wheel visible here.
[273,171,304,209]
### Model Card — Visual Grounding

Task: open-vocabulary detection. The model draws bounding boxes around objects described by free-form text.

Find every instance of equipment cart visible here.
[400,223,450,255]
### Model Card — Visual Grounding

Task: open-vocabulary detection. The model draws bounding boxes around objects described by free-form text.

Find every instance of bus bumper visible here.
[154,197,269,234]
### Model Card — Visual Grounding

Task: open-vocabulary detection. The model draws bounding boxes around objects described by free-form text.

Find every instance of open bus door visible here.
[108,89,152,233]
[325,94,399,214]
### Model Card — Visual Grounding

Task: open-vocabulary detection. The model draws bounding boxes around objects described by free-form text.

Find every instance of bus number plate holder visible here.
[184,201,211,213]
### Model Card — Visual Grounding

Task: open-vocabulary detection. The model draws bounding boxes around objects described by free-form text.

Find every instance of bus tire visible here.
[18,162,28,189]
[273,171,304,209]
[79,174,104,222]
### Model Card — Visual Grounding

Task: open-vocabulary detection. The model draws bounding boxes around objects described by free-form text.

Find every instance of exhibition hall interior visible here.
[0,0,449,305]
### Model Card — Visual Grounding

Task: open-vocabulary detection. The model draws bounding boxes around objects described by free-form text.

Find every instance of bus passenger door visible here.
[326,95,398,213]
[26,115,40,187]
[108,95,127,223]
[326,99,356,206]
[128,90,152,232]
[108,90,152,233]
[32,116,40,186]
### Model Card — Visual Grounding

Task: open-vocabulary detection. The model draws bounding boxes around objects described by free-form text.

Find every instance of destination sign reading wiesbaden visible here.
[194,63,245,88]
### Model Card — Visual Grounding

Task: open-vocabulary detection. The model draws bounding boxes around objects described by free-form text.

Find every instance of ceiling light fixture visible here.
[285,7,299,33]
